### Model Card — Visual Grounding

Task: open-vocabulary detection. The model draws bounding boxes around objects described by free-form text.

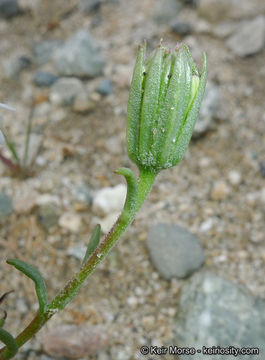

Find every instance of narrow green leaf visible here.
[81,225,101,266]
[1,129,20,165]
[0,328,18,358]
[6,259,48,314]
[115,167,138,214]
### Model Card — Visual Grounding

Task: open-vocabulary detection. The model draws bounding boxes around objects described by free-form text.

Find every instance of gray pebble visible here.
[67,244,87,260]
[54,29,105,78]
[79,0,102,13]
[226,16,265,57]
[174,271,265,359]
[50,78,84,106]
[97,79,113,95]
[198,0,265,23]
[0,193,13,217]
[73,182,93,205]
[181,0,198,5]
[152,0,183,24]
[3,55,31,79]
[146,224,205,279]
[34,71,57,87]
[0,0,20,19]
[37,204,59,231]
[193,83,222,139]
[170,21,192,36]
[33,40,62,65]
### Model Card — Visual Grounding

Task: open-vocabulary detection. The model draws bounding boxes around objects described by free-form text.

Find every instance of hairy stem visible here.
[0,168,156,360]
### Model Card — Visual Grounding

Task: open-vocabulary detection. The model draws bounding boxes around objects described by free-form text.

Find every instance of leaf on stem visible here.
[1,129,20,165]
[115,167,138,214]
[6,259,48,314]
[81,224,101,266]
[0,328,18,358]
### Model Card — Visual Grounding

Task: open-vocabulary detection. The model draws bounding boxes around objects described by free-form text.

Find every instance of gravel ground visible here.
[0,0,264,359]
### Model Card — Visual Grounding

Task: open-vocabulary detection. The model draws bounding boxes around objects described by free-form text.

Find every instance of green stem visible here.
[23,106,34,168]
[0,168,156,360]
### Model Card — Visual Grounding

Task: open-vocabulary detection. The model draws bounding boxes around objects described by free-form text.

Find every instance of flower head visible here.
[126,42,207,173]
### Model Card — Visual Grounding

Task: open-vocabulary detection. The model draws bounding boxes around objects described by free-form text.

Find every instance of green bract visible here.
[127,42,207,173]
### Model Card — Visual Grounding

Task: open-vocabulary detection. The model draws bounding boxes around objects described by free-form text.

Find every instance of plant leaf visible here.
[81,224,101,266]
[115,167,138,214]
[7,259,48,314]
[1,128,20,165]
[0,328,18,358]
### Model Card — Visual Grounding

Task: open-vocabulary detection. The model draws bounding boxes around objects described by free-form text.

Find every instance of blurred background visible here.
[0,0,264,359]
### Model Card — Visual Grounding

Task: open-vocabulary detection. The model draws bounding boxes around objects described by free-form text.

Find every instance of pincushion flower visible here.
[127,42,207,173]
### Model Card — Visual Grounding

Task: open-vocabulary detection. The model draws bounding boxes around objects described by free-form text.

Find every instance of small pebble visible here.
[228,170,241,185]
[226,16,265,57]
[79,0,102,13]
[259,161,265,178]
[50,78,84,106]
[96,79,113,96]
[146,224,205,279]
[200,218,215,232]
[16,298,29,314]
[33,40,61,65]
[127,296,138,307]
[100,212,119,234]
[14,190,38,214]
[37,204,59,231]
[43,324,107,358]
[170,21,192,36]
[0,193,13,217]
[67,244,87,260]
[72,92,95,113]
[54,29,105,78]
[34,71,57,87]
[73,182,93,205]
[210,181,229,201]
[199,157,211,167]
[93,184,126,216]
[0,0,20,19]
[58,213,82,233]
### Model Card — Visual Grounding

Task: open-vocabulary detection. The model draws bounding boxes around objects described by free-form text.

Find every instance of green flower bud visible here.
[126,42,207,173]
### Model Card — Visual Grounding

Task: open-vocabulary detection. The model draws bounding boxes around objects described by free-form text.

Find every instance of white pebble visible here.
[99,212,119,234]
[93,184,126,216]
[127,296,138,307]
[200,218,215,232]
[58,212,82,233]
[228,170,241,185]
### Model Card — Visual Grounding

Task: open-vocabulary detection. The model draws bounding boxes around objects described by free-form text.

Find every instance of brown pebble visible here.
[210,181,229,201]
[43,324,108,359]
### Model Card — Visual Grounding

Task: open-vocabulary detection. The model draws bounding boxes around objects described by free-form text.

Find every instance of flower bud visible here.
[126,42,207,173]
